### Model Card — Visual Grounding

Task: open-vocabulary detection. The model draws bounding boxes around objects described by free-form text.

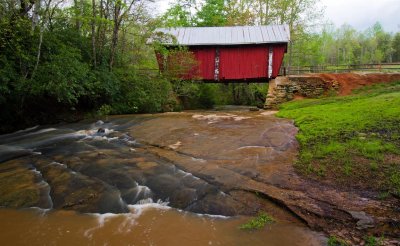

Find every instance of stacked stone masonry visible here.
[264,76,339,109]
[265,73,400,109]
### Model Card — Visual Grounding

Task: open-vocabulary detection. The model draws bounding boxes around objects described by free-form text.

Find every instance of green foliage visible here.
[278,81,400,192]
[161,4,192,27]
[2,0,398,135]
[97,104,113,116]
[393,33,400,62]
[327,236,348,246]
[197,84,217,109]
[171,82,267,110]
[195,0,227,27]
[0,1,180,133]
[0,55,15,103]
[327,235,384,246]
[112,69,173,114]
[237,84,268,107]
[390,171,400,196]
[364,235,383,246]
[32,44,90,104]
[377,191,390,200]
[290,22,397,67]
[239,212,274,230]
[85,68,120,103]
[162,0,228,28]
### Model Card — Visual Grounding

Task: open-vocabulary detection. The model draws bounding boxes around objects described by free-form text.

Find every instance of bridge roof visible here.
[154,25,290,46]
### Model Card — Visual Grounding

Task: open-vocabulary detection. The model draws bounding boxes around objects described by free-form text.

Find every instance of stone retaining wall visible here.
[264,75,339,109]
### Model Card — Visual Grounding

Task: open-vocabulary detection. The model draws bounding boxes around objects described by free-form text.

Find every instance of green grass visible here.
[327,236,348,246]
[239,212,274,230]
[277,81,400,194]
[327,235,384,246]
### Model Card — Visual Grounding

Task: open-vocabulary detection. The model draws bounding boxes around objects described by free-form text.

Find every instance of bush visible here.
[239,212,274,230]
[197,84,217,109]
[97,104,112,116]
[112,69,173,114]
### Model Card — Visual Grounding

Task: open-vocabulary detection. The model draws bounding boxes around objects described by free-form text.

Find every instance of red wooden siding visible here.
[272,45,287,78]
[190,47,215,80]
[219,46,268,80]
[158,44,287,81]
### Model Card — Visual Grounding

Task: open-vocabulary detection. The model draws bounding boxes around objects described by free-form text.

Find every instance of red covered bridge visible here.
[154,25,290,82]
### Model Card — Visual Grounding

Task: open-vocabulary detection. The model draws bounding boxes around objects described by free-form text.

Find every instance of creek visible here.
[0,108,326,245]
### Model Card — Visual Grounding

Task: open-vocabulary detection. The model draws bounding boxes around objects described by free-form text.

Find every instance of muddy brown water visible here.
[0,108,326,245]
[0,207,323,246]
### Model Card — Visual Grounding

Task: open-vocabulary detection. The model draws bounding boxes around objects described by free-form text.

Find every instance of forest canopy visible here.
[0,0,399,133]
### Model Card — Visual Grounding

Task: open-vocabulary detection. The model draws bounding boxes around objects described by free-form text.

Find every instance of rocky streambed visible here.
[0,108,398,245]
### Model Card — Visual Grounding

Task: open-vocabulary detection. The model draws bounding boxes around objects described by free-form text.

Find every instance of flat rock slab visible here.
[0,110,399,244]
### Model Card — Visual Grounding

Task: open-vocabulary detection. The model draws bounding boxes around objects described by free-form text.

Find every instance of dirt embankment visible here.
[265,73,400,109]
[315,73,400,95]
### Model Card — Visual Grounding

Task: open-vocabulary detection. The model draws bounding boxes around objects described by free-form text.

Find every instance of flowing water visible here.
[0,108,326,245]
[0,207,324,246]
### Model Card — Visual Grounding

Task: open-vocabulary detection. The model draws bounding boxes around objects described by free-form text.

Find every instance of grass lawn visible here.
[277,81,400,196]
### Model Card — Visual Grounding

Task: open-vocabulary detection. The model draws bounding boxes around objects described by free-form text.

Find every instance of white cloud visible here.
[321,0,400,32]
[155,0,174,13]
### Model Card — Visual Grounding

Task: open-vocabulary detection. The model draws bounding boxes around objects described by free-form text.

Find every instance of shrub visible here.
[239,212,274,230]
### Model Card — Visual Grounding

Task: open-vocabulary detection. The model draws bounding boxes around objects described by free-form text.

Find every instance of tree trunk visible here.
[20,0,35,17]
[109,0,136,70]
[29,0,51,80]
[109,8,120,70]
[120,26,127,65]
[79,0,83,30]
[32,0,41,30]
[73,0,83,33]
[287,41,293,74]
[21,24,43,109]
[96,0,105,66]
[31,27,43,79]
[265,0,269,25]
[91,0,97,68]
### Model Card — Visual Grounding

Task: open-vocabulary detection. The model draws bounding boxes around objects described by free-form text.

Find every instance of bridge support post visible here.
[264,76,340,109]
[264,78,278,109]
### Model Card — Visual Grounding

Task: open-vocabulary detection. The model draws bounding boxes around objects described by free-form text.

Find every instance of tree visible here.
[161,3,192,27]
[373,22,393,62]
[0,0,178,133]
[195,0,227,27]
[225,0,255,25]
[272,0,322,70]
[393,32,400,62]
[91,0,97,68]
[109,0,138,70]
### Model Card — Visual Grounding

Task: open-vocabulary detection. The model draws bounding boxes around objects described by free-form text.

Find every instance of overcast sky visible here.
[321,0,400,33]
[155,0,400,33]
